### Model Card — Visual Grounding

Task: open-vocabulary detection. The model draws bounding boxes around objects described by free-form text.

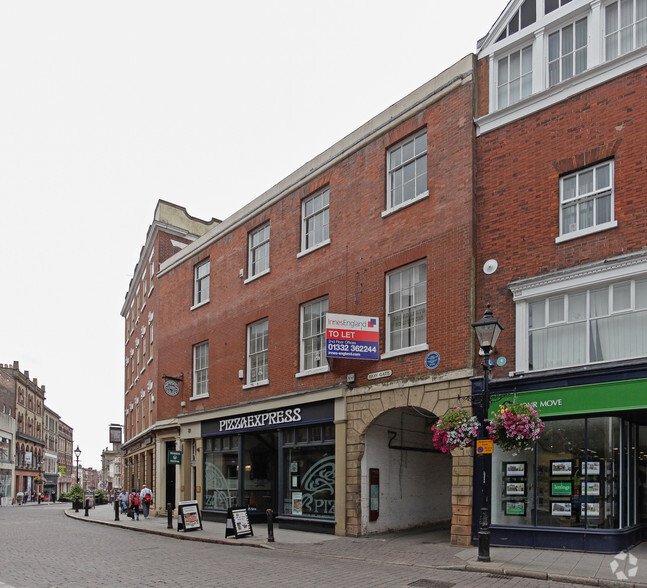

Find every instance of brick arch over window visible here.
[344,374,475,546]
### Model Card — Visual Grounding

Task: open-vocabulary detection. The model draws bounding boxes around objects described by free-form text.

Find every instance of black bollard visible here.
[167,503,173,529]
[84,499,89,517]
[266,508,274,542]
[114,498,120,521]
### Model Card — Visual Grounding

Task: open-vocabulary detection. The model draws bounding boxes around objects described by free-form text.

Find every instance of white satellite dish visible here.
[483,259,498,275]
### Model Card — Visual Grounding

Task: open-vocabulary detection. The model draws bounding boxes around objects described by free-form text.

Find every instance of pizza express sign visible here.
[203,401,334,436]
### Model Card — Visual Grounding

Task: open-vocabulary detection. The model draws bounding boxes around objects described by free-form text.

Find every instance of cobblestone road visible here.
[0,504,581,587]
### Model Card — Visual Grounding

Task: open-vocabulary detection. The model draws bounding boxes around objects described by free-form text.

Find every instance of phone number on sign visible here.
[328,342,377,354]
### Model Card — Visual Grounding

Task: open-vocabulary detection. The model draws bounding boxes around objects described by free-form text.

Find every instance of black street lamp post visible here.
[74,446,82,512]
[471,304,504,563]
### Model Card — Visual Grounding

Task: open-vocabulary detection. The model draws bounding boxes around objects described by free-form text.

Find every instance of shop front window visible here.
[283,425,335,518]
[492,416,623,529]
[204,435,239,510]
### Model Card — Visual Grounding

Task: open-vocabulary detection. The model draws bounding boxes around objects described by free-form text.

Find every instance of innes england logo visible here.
[610,552,638,580]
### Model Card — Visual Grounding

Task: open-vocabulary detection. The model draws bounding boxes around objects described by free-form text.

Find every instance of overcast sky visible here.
[0,0,509,471]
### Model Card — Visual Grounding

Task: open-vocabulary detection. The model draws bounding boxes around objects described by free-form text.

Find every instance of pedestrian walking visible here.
[120,490,128,514]
[129,489,140,520]
[139,484,153,518]
[51,491,56,504]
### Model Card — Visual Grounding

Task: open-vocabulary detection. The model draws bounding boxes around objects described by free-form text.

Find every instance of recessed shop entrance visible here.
[361,407,452,534]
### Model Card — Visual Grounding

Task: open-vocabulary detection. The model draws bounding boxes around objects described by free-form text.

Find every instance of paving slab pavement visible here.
[62,503,647,587]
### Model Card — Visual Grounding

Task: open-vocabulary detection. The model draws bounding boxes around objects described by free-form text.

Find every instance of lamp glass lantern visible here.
[472,303,504,354]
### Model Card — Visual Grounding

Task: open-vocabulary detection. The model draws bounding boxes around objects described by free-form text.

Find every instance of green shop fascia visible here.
[482,373,647,553]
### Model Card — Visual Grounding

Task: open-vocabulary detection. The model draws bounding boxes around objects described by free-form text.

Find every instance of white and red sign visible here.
[326,313,379,360]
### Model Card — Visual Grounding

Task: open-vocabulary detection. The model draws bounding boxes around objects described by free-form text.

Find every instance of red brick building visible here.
[473,0,647,552]
[120,201,219,502]
[122,0,645,549]
[136,56,480,542]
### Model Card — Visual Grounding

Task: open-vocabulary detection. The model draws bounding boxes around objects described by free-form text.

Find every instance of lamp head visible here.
[472,303,504,354]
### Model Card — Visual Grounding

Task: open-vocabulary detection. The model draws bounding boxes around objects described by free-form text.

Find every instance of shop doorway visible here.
[362,407,452,534]
[242,432,276,514]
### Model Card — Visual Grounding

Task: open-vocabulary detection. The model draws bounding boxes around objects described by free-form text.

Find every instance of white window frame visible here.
[245,319,269,387]
[604,0,647,61]
[297,297,330,377]
[148,254,155,294]
[192,341,209,398]
[299,188,330,256]
[548,17,588,87]
[382,260,428,359]
[383,130,428,216]
[247,223,270,282]
[496,44,533,110]
[556,160,616,243]
[512,252,647,373]
[193,259,210,309]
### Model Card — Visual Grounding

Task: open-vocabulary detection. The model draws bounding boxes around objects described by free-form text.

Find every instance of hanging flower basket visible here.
[487,402,544,451]
[431,406,481,453]
[33,476,44,484]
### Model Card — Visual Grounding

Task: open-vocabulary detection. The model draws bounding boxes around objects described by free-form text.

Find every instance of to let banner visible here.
[326,313,379,360]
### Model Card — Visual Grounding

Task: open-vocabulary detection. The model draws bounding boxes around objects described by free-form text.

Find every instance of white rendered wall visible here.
[361,408,452,534]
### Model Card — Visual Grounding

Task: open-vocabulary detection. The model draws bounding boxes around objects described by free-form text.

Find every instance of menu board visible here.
[178,500,203,532]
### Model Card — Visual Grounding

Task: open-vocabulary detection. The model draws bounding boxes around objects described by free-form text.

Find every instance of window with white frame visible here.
[497,45,533,110]
[301,188,329,253]
[149,255,155,292]
[249,223,270,279]
[545,0,574,15]
[300,297,329,373]
[548,18,588,87]
[559,160,614,238]
[526,278,647,371]
[387,131,427,210]
[385,261,427,354]
[247,319,269,385]
[193,342,209,397]
[604,0,647,61]
[148,318,154,360]
[194,259,210,306]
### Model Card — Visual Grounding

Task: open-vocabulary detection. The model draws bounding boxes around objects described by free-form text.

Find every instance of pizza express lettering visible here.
[219,408,302,432]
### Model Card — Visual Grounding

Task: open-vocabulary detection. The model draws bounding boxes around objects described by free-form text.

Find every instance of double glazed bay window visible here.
[527,278,647,371]
[497,46,532,109]
[605,0,647,61]
[548,18,588,87]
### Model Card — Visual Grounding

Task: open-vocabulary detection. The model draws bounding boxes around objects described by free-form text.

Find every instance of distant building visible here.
[0,362,46,500]
[58,421,74,495]
[101,444,124,492]
[0,409,15,505]
[44,406,60,498]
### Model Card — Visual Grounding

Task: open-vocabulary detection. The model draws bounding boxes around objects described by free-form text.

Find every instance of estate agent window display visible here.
[490,416,644,531]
